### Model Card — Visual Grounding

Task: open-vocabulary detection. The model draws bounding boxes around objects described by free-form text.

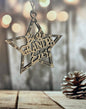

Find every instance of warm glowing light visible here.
[14,3,22,13]
[1,21,10,28]
[2,14,12,25]
[57,11,69,22]
[23,1,32,18]
[8,0,17,7]
[39,0,50,7]
[47,10,57,21]
[12,23,21,33]
[64,0,80,5]
[1,14,11,28]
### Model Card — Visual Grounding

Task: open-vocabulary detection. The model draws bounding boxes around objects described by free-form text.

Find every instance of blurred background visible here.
[0,0,86,90]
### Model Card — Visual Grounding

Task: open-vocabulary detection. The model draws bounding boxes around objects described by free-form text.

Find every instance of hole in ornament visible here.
[30,23,38,35]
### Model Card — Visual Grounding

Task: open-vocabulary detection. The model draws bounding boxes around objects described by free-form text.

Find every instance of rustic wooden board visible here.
[0,91,18,109]
[0,91,85,109]
[45,91,86,109]
[18,91,62,109]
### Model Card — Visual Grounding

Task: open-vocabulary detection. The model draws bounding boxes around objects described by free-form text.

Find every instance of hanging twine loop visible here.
[30,0,37,22]
[30,1,35,11]
[30,11,37,19]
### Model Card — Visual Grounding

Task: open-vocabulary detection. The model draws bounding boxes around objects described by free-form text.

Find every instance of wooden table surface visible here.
[0,91,86,109]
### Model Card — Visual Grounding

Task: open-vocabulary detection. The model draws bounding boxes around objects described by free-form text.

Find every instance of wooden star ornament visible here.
[5,10,62,74]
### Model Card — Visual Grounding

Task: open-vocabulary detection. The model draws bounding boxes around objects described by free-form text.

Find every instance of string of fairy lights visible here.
[0,0,80,34]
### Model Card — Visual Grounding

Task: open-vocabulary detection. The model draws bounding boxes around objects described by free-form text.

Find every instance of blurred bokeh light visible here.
[23,1,32,18]
[64,0,80,5]
[2,14,12,25]
[47,10,57,21]
[8,0,17,7]
[39,0,50,7]
[57,11,69,22]
[1,22,10,28]
[12,23,21,33]
[1,14,12,28]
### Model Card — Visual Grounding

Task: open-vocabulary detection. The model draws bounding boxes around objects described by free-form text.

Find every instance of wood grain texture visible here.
[18,91,62,109]
[0,91,86,109]
[45,91,86,109]
[0,91,18,109]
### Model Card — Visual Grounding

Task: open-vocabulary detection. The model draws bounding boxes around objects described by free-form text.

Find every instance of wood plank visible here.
[0,91,18,109]
[18,91,62,109]
[45,91,86,109]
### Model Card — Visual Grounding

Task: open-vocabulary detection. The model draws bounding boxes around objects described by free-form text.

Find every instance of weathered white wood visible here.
[45,91,86,109]
[18,91,62,109]
[0,91,18,109]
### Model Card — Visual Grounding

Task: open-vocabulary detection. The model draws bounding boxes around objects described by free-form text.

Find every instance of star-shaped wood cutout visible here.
[5,10,62,74]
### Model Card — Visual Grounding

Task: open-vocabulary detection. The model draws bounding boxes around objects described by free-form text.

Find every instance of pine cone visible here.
[61,71,86,99]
